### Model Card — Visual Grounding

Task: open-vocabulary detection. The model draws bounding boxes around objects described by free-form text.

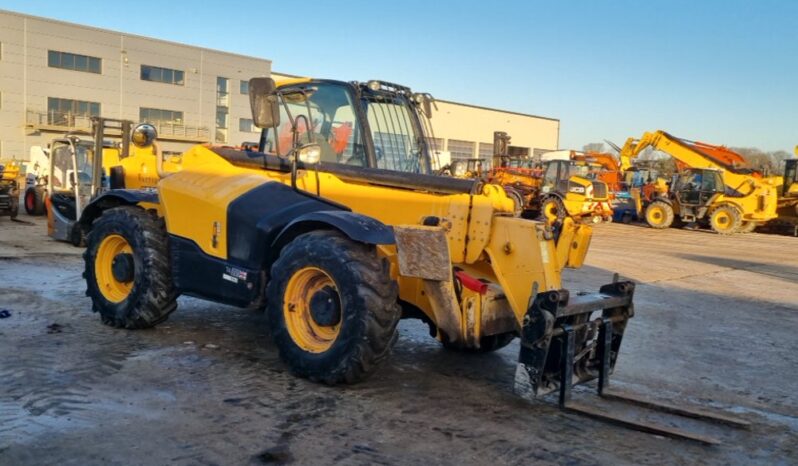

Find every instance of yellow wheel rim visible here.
[283,267,341,353]
[714,211,733,231]
[647,206,665,225]
[94,234,134,303]
[543,201,559,222]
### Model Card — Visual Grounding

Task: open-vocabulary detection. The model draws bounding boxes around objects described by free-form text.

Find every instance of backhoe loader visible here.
[618,131,779,234]
[76,78,742,443]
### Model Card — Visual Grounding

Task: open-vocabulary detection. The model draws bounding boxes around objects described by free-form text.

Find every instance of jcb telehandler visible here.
[619,131,779,234]
[78,78,741,443]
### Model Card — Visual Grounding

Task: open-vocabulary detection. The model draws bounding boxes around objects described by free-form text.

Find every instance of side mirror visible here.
[249,77,280,129]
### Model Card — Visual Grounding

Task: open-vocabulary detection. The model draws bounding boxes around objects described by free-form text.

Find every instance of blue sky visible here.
[4,1,796,151]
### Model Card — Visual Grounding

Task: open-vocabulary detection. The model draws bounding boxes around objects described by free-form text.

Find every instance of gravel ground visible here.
[1,214,797,465]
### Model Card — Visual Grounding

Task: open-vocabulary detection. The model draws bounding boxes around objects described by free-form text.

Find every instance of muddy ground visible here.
[1,213,797,465]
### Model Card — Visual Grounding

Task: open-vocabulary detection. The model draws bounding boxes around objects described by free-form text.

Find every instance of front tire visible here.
[540,196,566,224]
[645,200,674,229]
[709,205,742,235]
[267,231,400,384]
[738,221,757,233]
[83,206,178,329]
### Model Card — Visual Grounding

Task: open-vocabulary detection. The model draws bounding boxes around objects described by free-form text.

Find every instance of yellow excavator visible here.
[619,131,779,234]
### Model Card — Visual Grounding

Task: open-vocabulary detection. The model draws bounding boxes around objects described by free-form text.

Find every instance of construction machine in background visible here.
[0,160,21,220]
[618,131,780,234]
[45,118,177,245]
[440,157,487,179]
[774,149,798,234]
[488,134,613,224]
[23,146,50,215]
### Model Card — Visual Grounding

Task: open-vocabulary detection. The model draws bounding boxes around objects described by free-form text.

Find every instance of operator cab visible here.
[541,160,588,194]
[672,168,725,207]
[48,138,96,222]
[783,159,798,197]
[256,79,435,175]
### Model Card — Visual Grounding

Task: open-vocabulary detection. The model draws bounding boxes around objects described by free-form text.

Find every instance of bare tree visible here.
[582,142,605,153]
[730,147,793,175]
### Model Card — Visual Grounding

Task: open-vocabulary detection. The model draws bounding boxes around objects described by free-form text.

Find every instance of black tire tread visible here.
[267,230,400,385]
[25,186,46,216]
[83,206,178,329]
[645,200,674,229]
[709,204,742,235]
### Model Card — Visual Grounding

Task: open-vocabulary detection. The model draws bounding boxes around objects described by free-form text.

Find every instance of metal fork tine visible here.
[564,401,722,445]
[599,391,751,429]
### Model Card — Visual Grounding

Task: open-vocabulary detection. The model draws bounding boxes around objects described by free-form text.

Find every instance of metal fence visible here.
[26,110,209,141]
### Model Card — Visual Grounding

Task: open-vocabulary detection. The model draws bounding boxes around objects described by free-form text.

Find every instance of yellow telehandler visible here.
[77,78,742,443]
[619,131,779,234]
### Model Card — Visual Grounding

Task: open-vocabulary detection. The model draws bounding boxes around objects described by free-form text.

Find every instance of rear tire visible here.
[83,206,178,329]
[267,231,400,384]
[738,221,757,233]
[709,205,742,235]
[9,193,19,219]
[24,187,46,216]
[645,200,674,229]
[442,332,516,353]
[540,196,566,224]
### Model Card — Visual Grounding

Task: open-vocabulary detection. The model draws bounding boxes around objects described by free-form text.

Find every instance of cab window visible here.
[365,97,425,173]
[264,83,366,166]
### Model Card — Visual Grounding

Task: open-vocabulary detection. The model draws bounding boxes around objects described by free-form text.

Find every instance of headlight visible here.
[297,143,321,164]
[586,184,594,198]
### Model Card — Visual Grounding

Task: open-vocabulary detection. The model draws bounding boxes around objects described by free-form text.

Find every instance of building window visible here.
[426,137,444,153]
[139,107,184,125]
[47,97,101,125]
[48,50,102,74]
[478,143,494,169]
[140,65,184,85]
[239,118,256,133]
[216,77,230,143]
[216,107,229,129]
[240,80,249,94]
[447,139,475,160]
[508,146,530,157]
